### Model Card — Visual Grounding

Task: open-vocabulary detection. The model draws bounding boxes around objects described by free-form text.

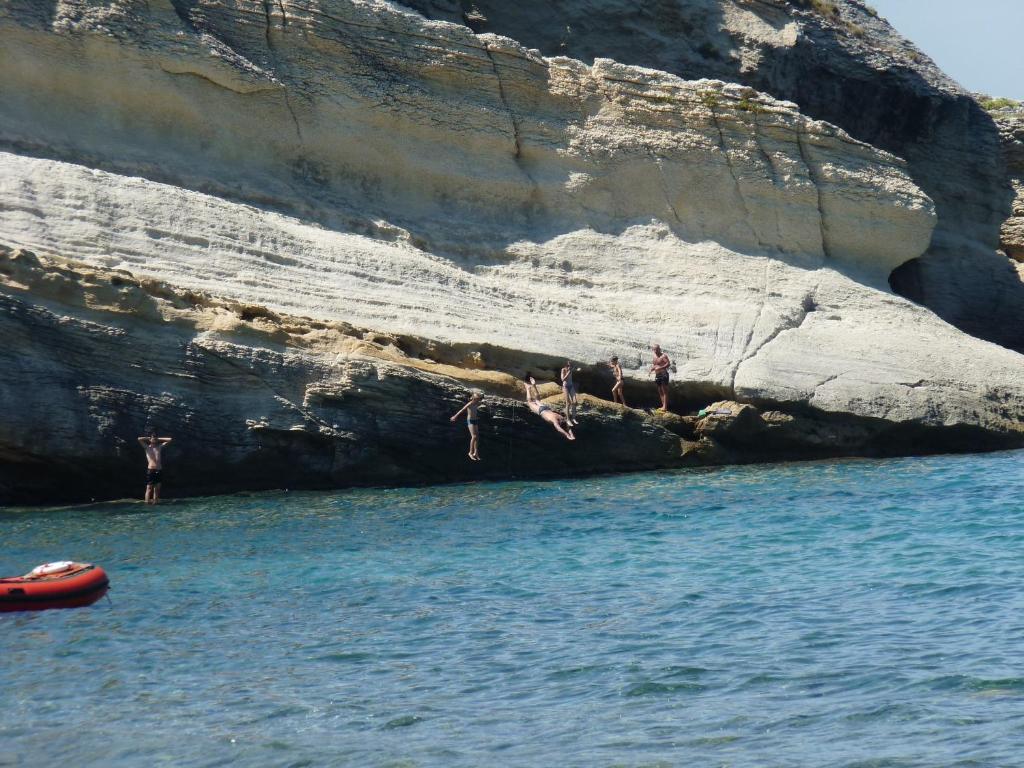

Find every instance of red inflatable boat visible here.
[0,562,109,613]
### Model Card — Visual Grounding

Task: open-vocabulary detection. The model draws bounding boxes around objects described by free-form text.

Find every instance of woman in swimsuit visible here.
[524,373,575,441]
[450,391,483,460]
[608,355,627,407]
[560,361,579,426]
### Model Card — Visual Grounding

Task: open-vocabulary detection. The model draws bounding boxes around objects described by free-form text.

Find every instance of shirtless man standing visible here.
[138,430,173,504]
[651,345,671,411]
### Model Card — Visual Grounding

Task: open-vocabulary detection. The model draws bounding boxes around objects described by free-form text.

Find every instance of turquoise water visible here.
[3,451,1024,767]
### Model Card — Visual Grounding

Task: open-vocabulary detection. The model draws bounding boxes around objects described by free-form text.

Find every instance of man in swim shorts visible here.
[651,345,671,411]
[138,429,173,504]
[450,391,483,461]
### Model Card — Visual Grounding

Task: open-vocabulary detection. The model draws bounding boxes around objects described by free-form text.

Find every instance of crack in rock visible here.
[810,371,850,401]
[194,340,335,433]
[796,126,831,262]
[730,285,818,396]
[648,149,683,225]
[481,42,542,198]
[262,0,302,141]
[709,107,761,248]
[752,111,780,187]
[735,261,771,363]
[482,44,523,160]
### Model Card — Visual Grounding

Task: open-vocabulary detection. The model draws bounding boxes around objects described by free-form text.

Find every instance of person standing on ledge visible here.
[450,391,483,461]
[560,360,579,426]
[138,429,173,505]
[609,355,628,408]
[651,344,671,411]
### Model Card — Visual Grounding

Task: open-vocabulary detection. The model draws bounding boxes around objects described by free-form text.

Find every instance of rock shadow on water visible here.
[623,679,708,697]
[382,714,425,729]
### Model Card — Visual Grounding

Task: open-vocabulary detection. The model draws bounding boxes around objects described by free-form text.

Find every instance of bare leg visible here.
[658,384,669,411]
[612,382,626,406]
[544,412,576,440]
[468,425,480,460]
[145,484,153,504]
[152,483,161,505]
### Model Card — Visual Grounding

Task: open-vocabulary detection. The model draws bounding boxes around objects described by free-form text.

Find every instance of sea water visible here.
[3,451,1024,767]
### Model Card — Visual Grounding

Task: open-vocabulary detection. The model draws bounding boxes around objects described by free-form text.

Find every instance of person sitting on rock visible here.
[138,429,173,505]
[524,373,575,441]
[450,391,483,461]
[609,355,628,407]
[650,344,671,411]
[560,360,579,426]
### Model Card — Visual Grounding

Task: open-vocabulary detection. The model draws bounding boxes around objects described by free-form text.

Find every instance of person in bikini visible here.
[651,344,671,411]
[524,373,575,440]
[138,429,173,504]
[609,355,628,407]
[450,391,483,461]
[560,361,579,426]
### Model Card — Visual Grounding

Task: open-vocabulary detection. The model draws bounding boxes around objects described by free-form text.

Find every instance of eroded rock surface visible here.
[0,1,1022,503]
[0,248,679,503]
[0,2,933,279]
[994,106,1024,269]
[2,249,1020,504]
[402,0,1024,350]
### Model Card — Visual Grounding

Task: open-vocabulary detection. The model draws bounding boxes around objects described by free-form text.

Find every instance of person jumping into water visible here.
[609,355,628,407]
[651,344,671,411]
[450,391,483,461]
[138,429,173,505]
[560,360,579,426]
[524,373,575,440]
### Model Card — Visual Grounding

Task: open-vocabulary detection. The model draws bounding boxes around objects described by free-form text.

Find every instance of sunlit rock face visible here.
[2,248,1022,505]
[0,1,1021,503]
[993,107,1024,271]
[402,0,1024,351]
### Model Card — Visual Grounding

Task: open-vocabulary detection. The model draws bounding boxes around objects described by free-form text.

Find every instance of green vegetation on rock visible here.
[980,97,1021,112]
[736,97,768,114]
[807,0,841,19]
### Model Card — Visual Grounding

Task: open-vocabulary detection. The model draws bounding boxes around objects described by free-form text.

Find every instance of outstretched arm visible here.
[137,437,149,445]
[450,401,470,422]
[159,437,173,444]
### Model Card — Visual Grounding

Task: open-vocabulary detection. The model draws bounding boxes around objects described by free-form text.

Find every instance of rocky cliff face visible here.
[403,0,1024,351]
[2,247,1020,504]
[0,1,1022,504]
[994,106,1024,271]
[0,1,932,283]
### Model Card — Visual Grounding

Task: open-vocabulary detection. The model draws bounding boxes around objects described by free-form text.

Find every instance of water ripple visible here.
[3,451,1024,766]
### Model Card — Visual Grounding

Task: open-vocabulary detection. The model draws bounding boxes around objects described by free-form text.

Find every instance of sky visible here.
[866,0,1024,100]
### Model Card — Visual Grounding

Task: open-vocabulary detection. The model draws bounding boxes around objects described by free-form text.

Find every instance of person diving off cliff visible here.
[524,374,575,440]
[450,391,484,461]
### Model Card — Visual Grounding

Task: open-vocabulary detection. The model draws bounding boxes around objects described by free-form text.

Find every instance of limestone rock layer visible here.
[1,2,932,279]
[0,1,1022,502]
[995,107,1024,269]
[404,0,1024,351]
[1,248,1020,505]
